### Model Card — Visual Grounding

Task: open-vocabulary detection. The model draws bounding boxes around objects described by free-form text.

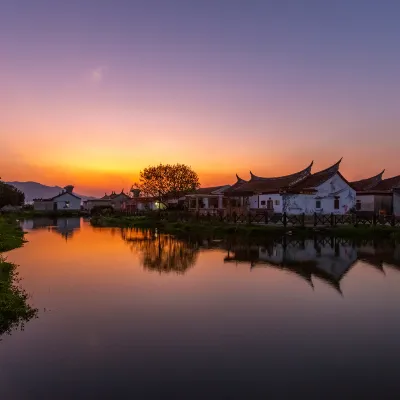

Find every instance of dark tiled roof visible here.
[51,192,81,200]
[224,175,248,194]
[195,185,230,195]
[230,161,313,195]
[351,170,385,191]
[367,175,400,192]
[288,159,344,192]
[101,191,130,200]
[35,192,81,201]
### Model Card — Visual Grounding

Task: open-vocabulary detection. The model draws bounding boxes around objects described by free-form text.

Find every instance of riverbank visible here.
[0,216,37,336]
[0,216,25,252]
[90,215,400,240]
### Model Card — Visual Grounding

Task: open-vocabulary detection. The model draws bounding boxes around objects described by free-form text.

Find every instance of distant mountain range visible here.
[6,182,95,203]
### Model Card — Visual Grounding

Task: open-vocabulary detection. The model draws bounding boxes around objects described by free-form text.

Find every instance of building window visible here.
[261,200,266,206]
[64,201,70,209]
[334,197,340,210]
[316,200,321,209]
[356,200,361,210]
[275,200,280,206]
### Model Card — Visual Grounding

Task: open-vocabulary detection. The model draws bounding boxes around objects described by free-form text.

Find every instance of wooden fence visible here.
[125,210,400,228]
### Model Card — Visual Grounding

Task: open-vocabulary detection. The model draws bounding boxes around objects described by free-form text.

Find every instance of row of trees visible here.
[0,179,25,208]
[133,163,200,208]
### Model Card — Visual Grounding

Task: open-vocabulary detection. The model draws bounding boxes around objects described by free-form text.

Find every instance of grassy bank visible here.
[0,216,37,337]
[0,216,25,252]
[0,258,37,336]
[90,215,400,240]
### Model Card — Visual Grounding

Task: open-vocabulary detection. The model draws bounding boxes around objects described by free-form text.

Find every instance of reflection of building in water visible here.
[358,242,400,272]
[27,217,81,241]
[121,229,199,274]
[225,238,358,294]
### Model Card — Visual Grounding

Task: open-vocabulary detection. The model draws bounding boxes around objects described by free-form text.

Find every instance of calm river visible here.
[1,218,400,399]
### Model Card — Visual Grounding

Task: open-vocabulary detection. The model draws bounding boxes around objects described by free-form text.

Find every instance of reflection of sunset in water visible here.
[3,219,400,398]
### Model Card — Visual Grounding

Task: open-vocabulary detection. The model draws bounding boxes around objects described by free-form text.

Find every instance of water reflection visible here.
[121,232,400,295]
[5,219,400,397]
[23,218,400,291]
[225,238,358,294]
[22,217,80,240]
[122,229,199,274]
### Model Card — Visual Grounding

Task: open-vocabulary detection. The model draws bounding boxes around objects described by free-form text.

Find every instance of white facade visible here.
[249,194,283,213]
[34,192,81,211]
[248,173,355,215]
[283,173,356,215]
[355,194,375,212]
[53,193,81,210]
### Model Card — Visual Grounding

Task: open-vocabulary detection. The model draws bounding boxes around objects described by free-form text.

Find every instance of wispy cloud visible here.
[90,66,107,83]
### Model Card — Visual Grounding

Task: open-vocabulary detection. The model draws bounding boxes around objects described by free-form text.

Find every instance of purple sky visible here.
[1,0,399,195]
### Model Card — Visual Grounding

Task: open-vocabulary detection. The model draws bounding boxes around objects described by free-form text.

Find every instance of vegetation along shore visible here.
[0,216,37,337]
[90,213,400,240]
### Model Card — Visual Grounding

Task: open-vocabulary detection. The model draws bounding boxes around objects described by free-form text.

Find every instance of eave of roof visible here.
[228,161,313,196]
[351,170,385,191]
[51,192,81,200]
[193,185,231,195]
[369,175,400,191]
[281,159,350,193]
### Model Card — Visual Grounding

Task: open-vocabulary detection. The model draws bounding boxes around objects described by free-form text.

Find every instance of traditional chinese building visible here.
[226,161,314,213]
[84,190,131,211]
[351,172,400,215]
[186,185,232,214]
[281,159,356,215]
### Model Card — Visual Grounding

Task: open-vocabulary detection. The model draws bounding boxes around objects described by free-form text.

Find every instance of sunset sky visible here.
[2,0,400,196]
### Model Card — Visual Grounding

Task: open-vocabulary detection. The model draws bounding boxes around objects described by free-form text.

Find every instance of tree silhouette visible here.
[133,163,199,208]
[0,179,25,208]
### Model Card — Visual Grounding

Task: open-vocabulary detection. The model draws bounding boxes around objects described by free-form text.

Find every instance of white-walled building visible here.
[226,159,355,215]
[281,159,356,215]
[227,161,313,214]
[33,186,81,211]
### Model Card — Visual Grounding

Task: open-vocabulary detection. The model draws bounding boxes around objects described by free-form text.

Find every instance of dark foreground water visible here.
[1,218,400,399]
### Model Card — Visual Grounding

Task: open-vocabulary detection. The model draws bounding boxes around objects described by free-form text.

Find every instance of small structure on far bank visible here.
[33,185,81,211]
[84,190,130,212]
